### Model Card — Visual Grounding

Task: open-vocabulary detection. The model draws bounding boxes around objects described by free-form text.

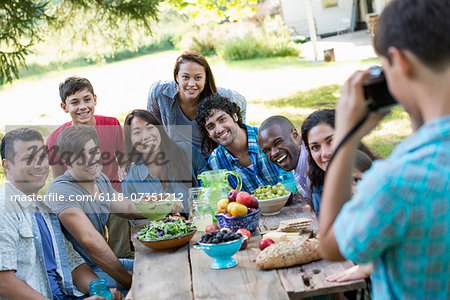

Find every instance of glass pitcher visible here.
[197,169,242,215]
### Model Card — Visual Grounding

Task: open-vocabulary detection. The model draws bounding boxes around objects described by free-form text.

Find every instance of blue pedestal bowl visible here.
[194,236,247,269]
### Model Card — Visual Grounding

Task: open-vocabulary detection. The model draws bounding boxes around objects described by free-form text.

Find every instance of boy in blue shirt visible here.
[319,0,450,299]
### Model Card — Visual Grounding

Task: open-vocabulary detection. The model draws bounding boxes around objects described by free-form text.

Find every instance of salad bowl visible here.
[135,217,197,251]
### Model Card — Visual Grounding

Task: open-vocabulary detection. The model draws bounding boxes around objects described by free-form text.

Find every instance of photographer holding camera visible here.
[319,0,450,299]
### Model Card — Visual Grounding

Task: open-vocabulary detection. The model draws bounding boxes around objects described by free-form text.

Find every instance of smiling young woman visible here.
[147,52,247,155]
[301,109,377,218]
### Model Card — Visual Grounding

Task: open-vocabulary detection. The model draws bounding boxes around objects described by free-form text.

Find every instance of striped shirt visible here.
[334,115,450,300]
[208,125,288,192]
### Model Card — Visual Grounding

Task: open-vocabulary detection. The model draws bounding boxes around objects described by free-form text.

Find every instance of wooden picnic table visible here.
[129,196,365,300]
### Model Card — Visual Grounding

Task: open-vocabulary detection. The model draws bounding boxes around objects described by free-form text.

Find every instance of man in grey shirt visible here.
[0,128,118,299]
[44,125,149,292]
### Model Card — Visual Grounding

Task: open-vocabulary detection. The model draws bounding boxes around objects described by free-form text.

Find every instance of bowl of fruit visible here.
[135,217,197,251]
[133,194,174,221]
[215,191,260,232]
[252,183,291,216]
[194,230,247,269]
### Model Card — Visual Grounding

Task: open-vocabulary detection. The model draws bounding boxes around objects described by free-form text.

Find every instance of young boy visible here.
[319,0,450,299]
[46,76,131,258]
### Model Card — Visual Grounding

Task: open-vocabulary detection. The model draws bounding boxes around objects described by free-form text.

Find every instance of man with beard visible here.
[257,116,309,196]
[195,94,288,192]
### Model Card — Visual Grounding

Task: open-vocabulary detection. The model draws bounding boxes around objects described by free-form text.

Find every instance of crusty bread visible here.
[256,238,321,269]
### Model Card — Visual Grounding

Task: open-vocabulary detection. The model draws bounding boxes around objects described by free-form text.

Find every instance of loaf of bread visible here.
[256,238,321,269]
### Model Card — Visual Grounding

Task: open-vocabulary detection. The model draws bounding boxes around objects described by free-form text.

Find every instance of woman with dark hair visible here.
[122,109,208,214]
[302,110,375,300]
[147,52,247,154]
[301,109,377,218]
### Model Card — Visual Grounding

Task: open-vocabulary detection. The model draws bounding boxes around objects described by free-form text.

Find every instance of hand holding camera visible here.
[335,66,395,146]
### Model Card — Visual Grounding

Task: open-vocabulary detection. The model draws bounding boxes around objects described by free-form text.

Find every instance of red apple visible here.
[248,196,259,208]
[236,191,252,207]
[236,228,251,241]
[205,223,219,233]
[248,207,257,213]
[259,238,275,250]
[221,227,232,232]
[239,238,248,250]
[228,190,239,202]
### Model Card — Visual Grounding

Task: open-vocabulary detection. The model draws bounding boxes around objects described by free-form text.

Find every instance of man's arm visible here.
[0,271,49,300]
[58,207,132,289]
[110,193,145,219]
[71,263,100,295]
[319,71,385,260]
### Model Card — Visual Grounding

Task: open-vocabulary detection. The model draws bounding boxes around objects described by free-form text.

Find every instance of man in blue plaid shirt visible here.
[319,0,450,299]
[195,94,288,192]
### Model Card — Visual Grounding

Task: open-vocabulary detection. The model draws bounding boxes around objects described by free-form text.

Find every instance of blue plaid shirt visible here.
[334,116,450,300]
[208,125,288,192]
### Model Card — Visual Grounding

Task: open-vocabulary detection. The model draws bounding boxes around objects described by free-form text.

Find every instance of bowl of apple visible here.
[215,191,260,232]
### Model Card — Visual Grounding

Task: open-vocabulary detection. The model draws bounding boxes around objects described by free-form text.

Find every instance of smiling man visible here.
[195,94,288,192]
[0,128,119,300]
[43,125,145,293]
[257,116,309,196]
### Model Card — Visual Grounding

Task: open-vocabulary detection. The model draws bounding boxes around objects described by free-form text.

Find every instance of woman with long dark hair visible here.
[147,52,247,154]
[122,109,208,214]
[301,109,377,218]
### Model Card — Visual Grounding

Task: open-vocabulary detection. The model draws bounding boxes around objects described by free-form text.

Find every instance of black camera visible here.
[363,66,398,112]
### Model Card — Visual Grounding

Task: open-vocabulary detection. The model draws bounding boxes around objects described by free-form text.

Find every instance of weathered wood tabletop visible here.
[130,196,365,300]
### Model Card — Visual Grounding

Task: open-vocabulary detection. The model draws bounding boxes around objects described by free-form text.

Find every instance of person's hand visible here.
[327,263,373,282]
[170,199,184,214]
[110,288,125,300]
[335,70,387,145]
[118,165,130,182]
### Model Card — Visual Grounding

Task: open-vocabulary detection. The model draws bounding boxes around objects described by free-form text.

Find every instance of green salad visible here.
[136,217,197,241]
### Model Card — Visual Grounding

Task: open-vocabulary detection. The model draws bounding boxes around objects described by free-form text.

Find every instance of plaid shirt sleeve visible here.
[333,160,411,264]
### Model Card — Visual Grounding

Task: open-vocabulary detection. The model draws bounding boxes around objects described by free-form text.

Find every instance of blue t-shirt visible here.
[35,212,64,297]
[174,99,203,153]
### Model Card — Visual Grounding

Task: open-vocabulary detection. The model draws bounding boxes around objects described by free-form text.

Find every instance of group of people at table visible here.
[1,0,449,299]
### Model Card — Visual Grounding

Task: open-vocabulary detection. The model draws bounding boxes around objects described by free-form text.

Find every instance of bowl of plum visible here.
[194,230,247,269]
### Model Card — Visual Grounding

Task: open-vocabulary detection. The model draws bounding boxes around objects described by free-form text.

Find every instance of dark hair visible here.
[373,0,450,71]
[301,109,335,199]
[55,125,100,166]
[174,52,217,101]
[259,115,295,135]
[354,150,373,173]
[124,109,192,188]
[1,128,44,163]
[195,93,245,155]
[59,76,95,104]
[301,109,378,205]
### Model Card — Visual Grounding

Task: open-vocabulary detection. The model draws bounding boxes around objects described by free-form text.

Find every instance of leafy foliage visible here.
[167,0,257,24]
[0,1,52,84]
[1,0,161,85]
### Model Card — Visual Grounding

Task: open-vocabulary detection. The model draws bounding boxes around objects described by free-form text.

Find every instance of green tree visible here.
[1,0,257,85]
[1,0,161,85]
